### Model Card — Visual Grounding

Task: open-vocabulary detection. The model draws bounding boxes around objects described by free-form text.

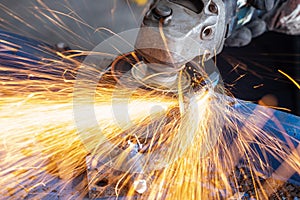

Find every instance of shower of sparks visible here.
[0,44,177,198]
[0,1,299,200]
[0,38,299,200]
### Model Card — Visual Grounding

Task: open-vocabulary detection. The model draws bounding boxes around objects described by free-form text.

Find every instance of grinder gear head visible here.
[135,0,227,67]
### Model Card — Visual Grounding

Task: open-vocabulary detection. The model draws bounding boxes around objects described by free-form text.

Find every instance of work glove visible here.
[225,0,276,47]
[263,0,300,35]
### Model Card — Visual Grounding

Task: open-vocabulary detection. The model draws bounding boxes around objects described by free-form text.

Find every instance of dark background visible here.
[219,32,300,116]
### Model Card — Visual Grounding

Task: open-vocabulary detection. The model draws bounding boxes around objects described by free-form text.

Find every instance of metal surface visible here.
[85,155,128,199]
[0,30,56,63]
[85,154,145,199]
[233,100,300,185]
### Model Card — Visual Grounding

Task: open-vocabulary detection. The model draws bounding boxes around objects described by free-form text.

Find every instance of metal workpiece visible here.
[86,149,148,199]
[232,100,300,186]
[135,0,227,67]
[86,155,128,199]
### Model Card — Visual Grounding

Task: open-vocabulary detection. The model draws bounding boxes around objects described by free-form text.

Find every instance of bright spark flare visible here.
[0,1,299,199]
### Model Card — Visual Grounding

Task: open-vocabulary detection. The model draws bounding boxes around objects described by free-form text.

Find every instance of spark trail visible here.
[0,37,299,199]
[0,1,299,199]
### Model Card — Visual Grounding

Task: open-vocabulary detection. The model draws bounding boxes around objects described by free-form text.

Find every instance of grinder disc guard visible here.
[110,51,219,93]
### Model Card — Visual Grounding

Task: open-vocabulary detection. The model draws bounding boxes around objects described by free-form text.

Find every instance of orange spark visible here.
[278,69,300,89]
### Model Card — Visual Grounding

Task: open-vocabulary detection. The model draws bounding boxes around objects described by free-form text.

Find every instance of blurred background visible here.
[0,0,299,115]
[0,0,146,49]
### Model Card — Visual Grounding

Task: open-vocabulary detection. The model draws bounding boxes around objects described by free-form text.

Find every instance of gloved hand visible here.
[263,0,300,35]
[225,0,276,47]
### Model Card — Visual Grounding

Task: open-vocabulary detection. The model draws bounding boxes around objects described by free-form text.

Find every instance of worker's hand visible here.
[225,0,276,47]
[248,0,275,10]
[263,0,300,35]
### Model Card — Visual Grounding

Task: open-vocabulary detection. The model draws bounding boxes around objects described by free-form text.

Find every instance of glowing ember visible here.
[0,1,299,199]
